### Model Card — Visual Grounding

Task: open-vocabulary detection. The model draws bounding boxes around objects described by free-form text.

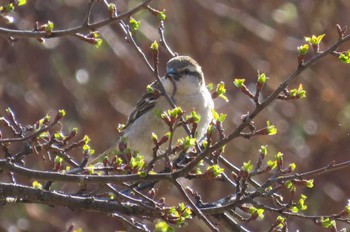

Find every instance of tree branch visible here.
[0,0,153,38]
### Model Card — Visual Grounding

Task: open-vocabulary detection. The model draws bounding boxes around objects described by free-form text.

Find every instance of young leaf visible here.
[158,11,167,20]
[266,121,277,135]
[305,34,325,45]
[207,165,224,177]
[339,51,350,64]
[257,72,268,84]
[297,44,309,55]
[233,79,246,88]
[150,40,159,50]
[242,160,253,173]
[32,181,43,189]
[129,17,140,31]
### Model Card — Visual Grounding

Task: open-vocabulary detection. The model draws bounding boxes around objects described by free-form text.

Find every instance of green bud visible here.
[129,17,140,31]
[233,79,246,88]
[297,44,309,55]
[150,40,159,50]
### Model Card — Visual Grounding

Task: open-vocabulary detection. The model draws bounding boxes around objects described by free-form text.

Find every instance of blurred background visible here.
[1,0,350,231]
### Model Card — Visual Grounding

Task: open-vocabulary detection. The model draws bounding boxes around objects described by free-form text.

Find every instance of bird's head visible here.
[163,56,205,95]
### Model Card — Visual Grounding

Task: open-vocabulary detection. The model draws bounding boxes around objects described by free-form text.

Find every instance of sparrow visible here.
[89,55,214,164]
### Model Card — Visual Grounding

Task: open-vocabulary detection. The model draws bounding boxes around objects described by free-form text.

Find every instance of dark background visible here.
[1,0,350,231]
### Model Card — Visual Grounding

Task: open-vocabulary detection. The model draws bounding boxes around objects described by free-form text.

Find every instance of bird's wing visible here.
[123,80,163,129]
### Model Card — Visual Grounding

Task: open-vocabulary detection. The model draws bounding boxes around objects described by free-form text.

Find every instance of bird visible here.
[88,55,214,165]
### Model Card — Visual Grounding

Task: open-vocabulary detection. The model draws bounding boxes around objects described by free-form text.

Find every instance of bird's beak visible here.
[166,68,180,81]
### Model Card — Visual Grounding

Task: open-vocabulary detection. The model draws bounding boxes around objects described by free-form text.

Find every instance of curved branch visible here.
[0,0,153,38]
[0,182,160,218]
[0,159,172,183]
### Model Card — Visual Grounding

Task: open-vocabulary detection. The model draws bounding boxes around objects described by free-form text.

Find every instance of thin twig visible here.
[173,179,219,232]
[159,21,175,57]
[84,0,95,26]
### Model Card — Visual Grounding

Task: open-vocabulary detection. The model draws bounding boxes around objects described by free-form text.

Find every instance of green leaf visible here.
[257,72,268,84]
[275,152,283,161]
[130,154,145,170]
[169,206,179,218]
[211,109,219,121]
[94,38,103,48]
[276,215,285,223]
[32,181,43,189]
[219,113,227,123]
[290,206,299,213]
[289,163,296,171]
[256,208,265,219]
[285,180,296,192]
[242,160,253,173]
[276,216,286,229]
[259,145,268,156]
[249,207,264,219]
[54,156,63,164]
[345,205,350,215]
[151,132,158,141]
[167,107,183,118]
[53,132,64,140]
[58,109,66,117]
[117,123,125,132]
[4,4,15,13]
[233,79,246,88]
[266,121,277,135]
[216,81,229,102]
[138,171,147,177]
[83,135,91,145]
[108,3,116,15]
[83,144,91,151]
[178,202,185,211]
[305,34,325,45]
[297,44,309,55]
[206,83,213,91]
[182,206,192,219]
[267,160,277,170]
[207,165,224,177]
[129,17,140,31]
[290,84,306,98]
[150,40,159,50]
[38,131,49,139]
[18,0,27,6]
[211,109,226,122]
[158,11,167,20]
[178,136,196,149]
[87,165,95,174]
[146,84,155,93]
[192,111,201,123]
[306,179,314,188]
[339,51,350,64]
[155,221,173,232]
[320,217,336,229]
[296,194,308,211]
[44,20,54,33]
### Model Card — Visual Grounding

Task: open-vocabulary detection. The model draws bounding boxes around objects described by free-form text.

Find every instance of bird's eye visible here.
[184,68,190,73]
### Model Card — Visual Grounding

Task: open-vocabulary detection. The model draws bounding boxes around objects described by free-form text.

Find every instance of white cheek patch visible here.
[162,78,177,100]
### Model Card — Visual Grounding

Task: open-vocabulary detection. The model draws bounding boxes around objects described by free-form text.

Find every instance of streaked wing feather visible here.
[124,80,162,129]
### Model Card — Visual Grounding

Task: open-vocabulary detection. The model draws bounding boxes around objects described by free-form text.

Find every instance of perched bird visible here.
[89,55,214,164]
